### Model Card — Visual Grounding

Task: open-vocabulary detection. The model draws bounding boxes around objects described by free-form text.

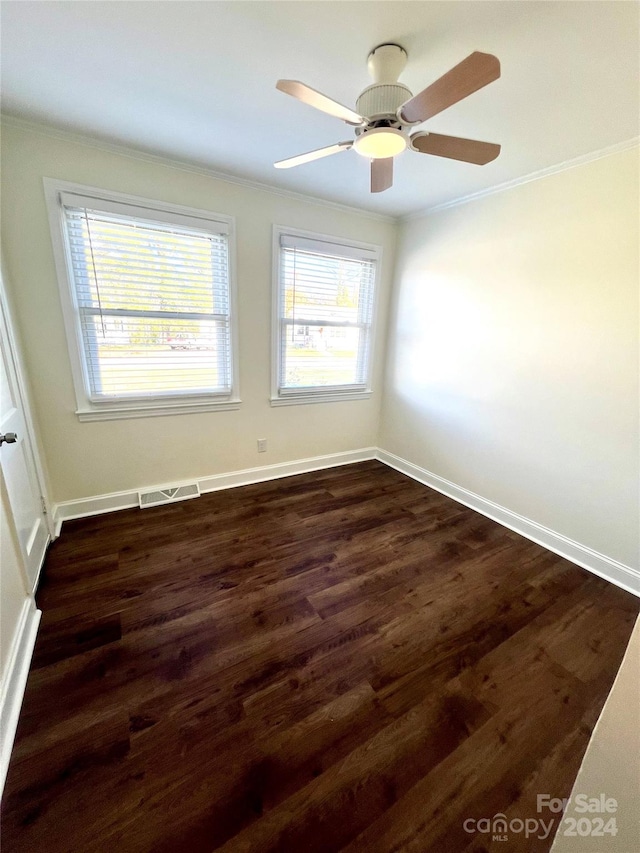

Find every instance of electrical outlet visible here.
[257,438,267,453]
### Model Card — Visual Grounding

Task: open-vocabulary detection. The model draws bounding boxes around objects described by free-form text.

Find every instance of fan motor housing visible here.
[356,83,412,121]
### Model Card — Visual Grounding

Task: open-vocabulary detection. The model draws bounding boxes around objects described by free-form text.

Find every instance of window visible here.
[45,180,238,420]
[272,227,380,405]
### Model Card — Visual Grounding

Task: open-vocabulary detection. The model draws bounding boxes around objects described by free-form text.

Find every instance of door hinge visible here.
[40,496,48,515]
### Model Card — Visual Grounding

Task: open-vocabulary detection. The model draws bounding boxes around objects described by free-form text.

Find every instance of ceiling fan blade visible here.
[274,141,353,169]
[411,132,500,165]
[371,157,393,193]
[399,52,500,124]
[276,80,365,125]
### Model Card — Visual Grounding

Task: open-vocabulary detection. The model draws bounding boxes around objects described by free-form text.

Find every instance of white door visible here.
[0,282,49,593]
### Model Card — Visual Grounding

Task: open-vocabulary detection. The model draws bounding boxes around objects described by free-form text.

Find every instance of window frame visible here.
[271,225,381,407]
[44,178,240,421]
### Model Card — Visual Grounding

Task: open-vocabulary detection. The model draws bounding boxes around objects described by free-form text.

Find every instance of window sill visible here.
[76,398,241,422]
[270,391,372,407]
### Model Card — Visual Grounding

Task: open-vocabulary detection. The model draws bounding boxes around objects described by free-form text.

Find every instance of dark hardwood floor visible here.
[2,461,638,852]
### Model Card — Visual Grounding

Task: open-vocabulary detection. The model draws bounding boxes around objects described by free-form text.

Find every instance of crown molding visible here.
[402,136,640,222]
[3,114,638,225]
[0,113,396,224]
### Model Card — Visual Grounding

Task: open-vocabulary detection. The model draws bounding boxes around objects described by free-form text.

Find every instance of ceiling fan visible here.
[274,44,501,193]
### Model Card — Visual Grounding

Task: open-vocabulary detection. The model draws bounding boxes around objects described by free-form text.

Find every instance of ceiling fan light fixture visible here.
[353,127,407,159]
[275,48,501,193]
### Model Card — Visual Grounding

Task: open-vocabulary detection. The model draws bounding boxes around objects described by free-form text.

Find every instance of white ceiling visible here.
[1,1,638,217]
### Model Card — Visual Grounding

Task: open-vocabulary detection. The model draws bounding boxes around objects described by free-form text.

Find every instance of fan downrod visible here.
[366,43,408,84]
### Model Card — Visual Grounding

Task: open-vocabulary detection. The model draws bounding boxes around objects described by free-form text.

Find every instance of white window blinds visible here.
[60,192,232,401]
[277,233,378,397]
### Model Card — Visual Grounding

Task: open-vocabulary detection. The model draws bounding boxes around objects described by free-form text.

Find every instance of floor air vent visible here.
[138,483,200,509]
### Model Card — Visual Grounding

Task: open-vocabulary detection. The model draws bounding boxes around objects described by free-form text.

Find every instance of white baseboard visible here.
[197,448,376,493]
[0,597,41,797]
[376,449,639,598]
[51,446,639,598]
[52,448,377,532]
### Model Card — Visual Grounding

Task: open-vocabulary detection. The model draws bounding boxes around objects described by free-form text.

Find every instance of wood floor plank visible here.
[339,656,593,853]
[2,461,637,853]
[214,687,494,853]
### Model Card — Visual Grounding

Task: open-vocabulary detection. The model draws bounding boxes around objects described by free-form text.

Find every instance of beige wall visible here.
[0,122,396,503]
[380,148,639,569]
[2,121,637,574]
[0,472,28,681]
[551,615,640,852]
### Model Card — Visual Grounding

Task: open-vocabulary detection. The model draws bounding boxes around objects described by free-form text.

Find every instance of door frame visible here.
[0,261,54,559]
